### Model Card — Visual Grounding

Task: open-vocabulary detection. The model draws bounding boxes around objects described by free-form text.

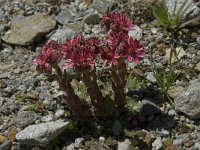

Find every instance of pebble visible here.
[173,138,183,147]
[41,115,54,122]
[152,137,163,150]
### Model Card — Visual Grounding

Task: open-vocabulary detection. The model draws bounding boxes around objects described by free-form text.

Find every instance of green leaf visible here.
[104,95,115,115]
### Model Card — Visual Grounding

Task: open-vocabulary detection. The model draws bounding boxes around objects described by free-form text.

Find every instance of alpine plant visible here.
[33,12,144,121]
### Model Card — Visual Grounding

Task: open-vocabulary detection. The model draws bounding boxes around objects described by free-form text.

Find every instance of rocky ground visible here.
[0,0,200,150]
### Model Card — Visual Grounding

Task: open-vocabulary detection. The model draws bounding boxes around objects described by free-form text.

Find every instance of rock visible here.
[174,81,200,119]
[55,9,75,25]
[168,86,184,99]
[152,137,163,150]
[2,14,56,45]
[146,72,156,83]
[0,141,12,150]
[15,111,39,128]
[117,139,136,150]
[41,115,54,122]
[84,13,100,25]
[173,138,183,147]
[54,109,65,119]
[0,134,5,143]
[195,62,200,72]
[93,0,115,13]
[8,127,17,142]
[165,47,186,63]
[49,27,80,44]
[0,98,19,115]
[74,138,84,148]
[16,120,70,147]
[141,99,161,116]
[128,25,143,40]
[165,0,200,19]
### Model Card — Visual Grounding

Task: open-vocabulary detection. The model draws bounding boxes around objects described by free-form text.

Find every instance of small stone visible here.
[55,9,75,25]
[16,120,70,147]
[173,139,183,147]
[128,25,143,40]
[8,126,17,142]
[0,141,12,150]
[0,80,7,88]
[195,62,200,72]
[99,136,105,145]
[159,129,170,138]
[152,137,163,150]
[151,27,157,34]
[118,139,135,150]
[165,47,186,63]
[84,13,100,25]
[0,134,5,143]
[184,140,194,148]
[41,115,54,122]
[168,109,176,116]
[15,111,38,128]
[49,27,80,44]
[146,72,156,83]
[74,138,84,148]
[54,109,65,119]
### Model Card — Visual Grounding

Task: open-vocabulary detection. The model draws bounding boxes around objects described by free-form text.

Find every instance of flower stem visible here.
[111,59,127,109]
[54,66,91,121]
[80,68,106,117]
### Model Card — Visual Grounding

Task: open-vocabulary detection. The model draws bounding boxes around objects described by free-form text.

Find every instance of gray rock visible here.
[74,138,84,148]
[128,25,143,40]
[118,139,136,150]
[152,137,163,150]
[173,138,183,147]
[84,13,100,25]
[15,111,39,128]
[166,0,200,19]
[0,141,12,150]
[54,109,65,119]
[146,72,156,83]
[168,109,176,116]
[141,99,161,116]
[2,14,56,45]
[174,81,200,119]
[93,0,115,13]
[16,120,70,147]
[49,27,80,44]
[158,129,170,137]
[41,115,54,122]
[55,9,75,25]
[0,97,19,115]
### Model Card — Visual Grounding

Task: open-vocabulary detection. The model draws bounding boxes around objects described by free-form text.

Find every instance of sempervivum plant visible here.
[33,12,144,121]
[100,12,144,109]
[63,35,106,117]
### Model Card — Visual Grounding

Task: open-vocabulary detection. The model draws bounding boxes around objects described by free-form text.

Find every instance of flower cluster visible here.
[63,35,102,71]
[33,40,63,74]
[100,12,144,65]
[100,12,134,33]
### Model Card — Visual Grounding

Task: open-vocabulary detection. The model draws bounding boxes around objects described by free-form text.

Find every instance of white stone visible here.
[128,25,143,40]
[16,120,70,147]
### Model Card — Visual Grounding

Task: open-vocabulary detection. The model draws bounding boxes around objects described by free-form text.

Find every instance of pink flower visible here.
[122,37,144,64]
[33,40,63,74]
[63,35,102,71]
[102,33,144,65]
[100,12,134,33]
